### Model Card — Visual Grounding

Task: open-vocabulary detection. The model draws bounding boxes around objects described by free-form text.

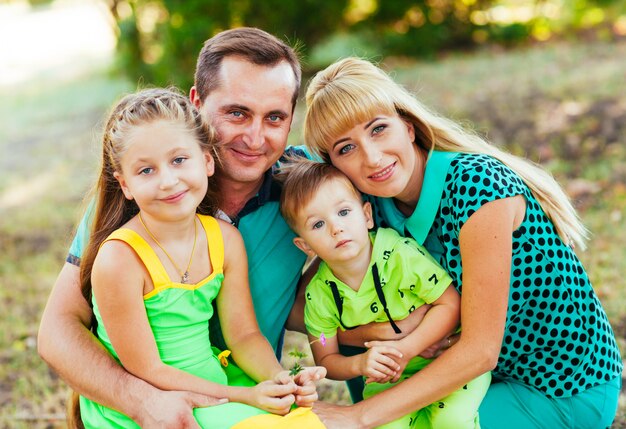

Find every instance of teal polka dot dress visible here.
[371,151,622,398]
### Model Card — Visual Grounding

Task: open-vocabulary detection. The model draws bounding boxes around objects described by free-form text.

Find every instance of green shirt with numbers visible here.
[304,227,453,339]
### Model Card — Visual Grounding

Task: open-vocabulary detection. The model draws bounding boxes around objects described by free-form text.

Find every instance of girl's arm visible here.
[309,333,401,381]
[313,195,523,428]
[216,222,289,382]
[93,240,290,412]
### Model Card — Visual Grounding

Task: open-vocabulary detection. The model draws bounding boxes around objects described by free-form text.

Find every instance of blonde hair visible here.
[70,87,220,425]
[80,87,219,304]
[304,57,587,249]
[279,158,361,231]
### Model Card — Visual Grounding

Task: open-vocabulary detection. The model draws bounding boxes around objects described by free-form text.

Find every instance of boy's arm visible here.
[309,333,401,382]
[336,304,431,346]
[365,284,460,383]
[38,262,216,428]
[394,285,460,356]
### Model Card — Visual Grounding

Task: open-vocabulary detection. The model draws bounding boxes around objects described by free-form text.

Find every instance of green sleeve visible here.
[396,237,453,304]
[303,274,341,339]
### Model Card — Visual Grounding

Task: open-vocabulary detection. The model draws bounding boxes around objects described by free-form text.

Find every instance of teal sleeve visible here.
[66,200,95,265]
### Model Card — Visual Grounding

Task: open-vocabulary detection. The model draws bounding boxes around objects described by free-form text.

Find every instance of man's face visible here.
[195,56,297,187]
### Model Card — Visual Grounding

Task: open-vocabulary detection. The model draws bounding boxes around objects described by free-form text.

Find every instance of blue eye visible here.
[139,167,153,175]
[312,220,324,230]
[173,157,186,165]
[338,208,350,217]
[372,125,385,134]
[268,114,281,122]
[338,144,355,155]
[230,111,244,119]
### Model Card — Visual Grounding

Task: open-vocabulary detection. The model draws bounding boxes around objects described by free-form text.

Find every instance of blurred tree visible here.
[105,0,626,88]
[108,0,348,89]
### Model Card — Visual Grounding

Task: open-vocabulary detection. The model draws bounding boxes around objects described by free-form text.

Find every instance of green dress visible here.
[79,215,267,428]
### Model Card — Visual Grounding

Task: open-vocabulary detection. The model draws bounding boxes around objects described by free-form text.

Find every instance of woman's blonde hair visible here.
[304,57,587,249]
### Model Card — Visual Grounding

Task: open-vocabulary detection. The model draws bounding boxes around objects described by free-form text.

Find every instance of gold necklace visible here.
[139,212,197,284]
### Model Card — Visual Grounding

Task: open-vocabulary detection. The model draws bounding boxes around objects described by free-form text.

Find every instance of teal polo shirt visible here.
[68,165,306,355]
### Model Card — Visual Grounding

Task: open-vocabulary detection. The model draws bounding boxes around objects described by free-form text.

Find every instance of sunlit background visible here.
[1,0,625,427]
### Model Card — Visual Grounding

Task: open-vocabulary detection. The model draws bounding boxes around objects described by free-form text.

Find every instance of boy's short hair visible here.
[279,159,362,231]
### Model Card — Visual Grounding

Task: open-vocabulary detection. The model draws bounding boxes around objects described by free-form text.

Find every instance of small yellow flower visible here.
[218,350,231,367]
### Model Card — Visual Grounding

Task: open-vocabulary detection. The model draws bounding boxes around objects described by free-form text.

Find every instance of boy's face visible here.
[293,177,374,266]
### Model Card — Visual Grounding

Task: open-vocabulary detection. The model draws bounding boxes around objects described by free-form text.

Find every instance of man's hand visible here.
[135,390,227,429]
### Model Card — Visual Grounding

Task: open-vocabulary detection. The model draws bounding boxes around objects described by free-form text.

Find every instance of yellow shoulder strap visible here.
[198,215,224,275]
[103,229,170,289]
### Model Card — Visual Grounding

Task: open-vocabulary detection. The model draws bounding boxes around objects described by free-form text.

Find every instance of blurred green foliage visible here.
[105,0,626,90]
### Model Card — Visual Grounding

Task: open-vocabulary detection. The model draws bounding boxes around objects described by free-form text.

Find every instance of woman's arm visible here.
[313,195,523,428]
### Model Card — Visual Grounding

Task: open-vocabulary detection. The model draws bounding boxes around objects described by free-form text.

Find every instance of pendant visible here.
[181,271,189,284]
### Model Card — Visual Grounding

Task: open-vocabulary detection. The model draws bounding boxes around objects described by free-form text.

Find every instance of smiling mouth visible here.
[369,162,396,180]
[231,148,263,162]
[161,190,187,203]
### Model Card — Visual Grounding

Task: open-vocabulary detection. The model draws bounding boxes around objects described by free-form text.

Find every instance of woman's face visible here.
[327,113,424,205]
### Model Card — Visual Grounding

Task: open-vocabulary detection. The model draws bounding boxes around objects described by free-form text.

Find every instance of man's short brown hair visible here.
[194,27,301,110]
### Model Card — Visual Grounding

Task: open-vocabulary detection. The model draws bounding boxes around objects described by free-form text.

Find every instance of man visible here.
[39,28,307,428]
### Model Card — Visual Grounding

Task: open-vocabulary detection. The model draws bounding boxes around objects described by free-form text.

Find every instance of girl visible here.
[303,58,622,429]
[76,88,324,428]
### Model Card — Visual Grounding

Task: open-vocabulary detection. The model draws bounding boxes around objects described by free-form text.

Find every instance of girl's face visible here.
[114,119,214,222]
[327,113,424,206]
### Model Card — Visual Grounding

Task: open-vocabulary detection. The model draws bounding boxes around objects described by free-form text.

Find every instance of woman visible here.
[304,57,622,429]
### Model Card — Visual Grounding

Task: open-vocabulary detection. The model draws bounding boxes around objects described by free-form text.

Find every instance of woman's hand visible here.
[248,380,296,415]
[359,344,402,384]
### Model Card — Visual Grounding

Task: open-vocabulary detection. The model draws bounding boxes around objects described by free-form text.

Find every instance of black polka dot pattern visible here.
[373,153,622,398]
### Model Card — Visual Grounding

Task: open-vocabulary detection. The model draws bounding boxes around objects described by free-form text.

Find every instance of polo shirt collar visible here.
[377,151,458,245]
[230,169,282,226]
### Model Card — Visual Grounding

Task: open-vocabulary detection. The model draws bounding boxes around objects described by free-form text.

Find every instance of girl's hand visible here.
[249,380,296,415]
[359,344,402,384]
[292,366,327,407]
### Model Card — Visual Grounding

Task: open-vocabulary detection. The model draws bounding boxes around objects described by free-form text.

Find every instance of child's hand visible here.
[366,340,414,383]
[359,343,402,384]
[249,380,296,415]
[292,366,326,407]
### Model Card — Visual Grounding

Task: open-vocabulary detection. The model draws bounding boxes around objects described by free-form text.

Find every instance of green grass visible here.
[1,39,624,427]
